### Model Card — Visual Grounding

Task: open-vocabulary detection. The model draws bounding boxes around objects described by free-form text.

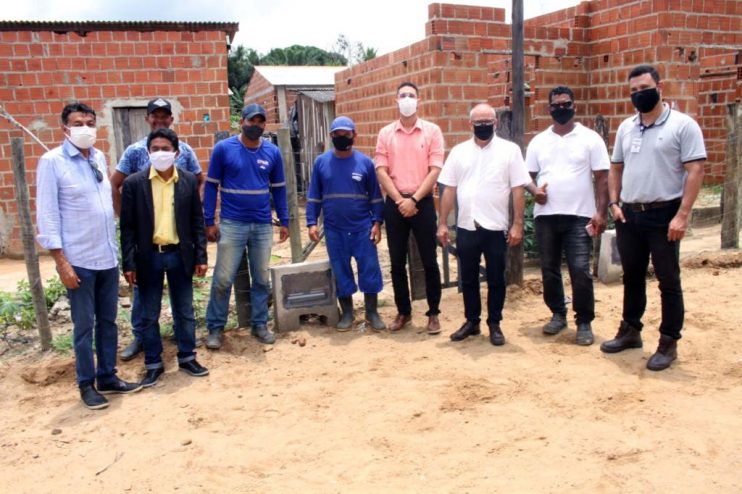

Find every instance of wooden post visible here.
[11,137,52,351]
[278,127,303,262]
[721,103,741,249]
[506,0,525,287]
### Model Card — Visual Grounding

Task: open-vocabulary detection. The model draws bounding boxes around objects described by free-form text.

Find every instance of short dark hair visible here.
[628,64,661,83]
[397,81,418,96]
[548,86,575,104]
[61,102,96,125]
[147,128,179,151]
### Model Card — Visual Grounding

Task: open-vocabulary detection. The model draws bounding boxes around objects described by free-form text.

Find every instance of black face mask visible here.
[631,88,661,113]
[332,135,354,151]
[242,125,263,140]
[550,107,575,125]
[473,123,495,141]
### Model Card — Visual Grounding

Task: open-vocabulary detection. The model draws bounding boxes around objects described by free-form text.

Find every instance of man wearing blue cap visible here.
[203,103,289,349]
[307,116,386,331]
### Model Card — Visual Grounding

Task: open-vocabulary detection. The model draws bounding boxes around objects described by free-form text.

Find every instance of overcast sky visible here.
[6,0,583,55]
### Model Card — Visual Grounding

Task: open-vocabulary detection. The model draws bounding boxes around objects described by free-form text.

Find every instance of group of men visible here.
[35,64,705,410]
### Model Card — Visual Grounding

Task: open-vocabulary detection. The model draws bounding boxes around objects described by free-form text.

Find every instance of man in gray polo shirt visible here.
[603,64,706,371]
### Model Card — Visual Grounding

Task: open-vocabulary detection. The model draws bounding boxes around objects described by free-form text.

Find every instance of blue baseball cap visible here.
[330,116,355,132]
[241,103,266,120]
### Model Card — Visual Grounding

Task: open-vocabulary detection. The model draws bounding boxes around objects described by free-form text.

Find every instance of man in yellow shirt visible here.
[120,128,209,387]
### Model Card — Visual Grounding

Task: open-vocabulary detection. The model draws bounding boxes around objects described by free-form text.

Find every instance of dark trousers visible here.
[535,215,595,324]
[67,266,119,387]
[616,201,684,339]
[384,195,441,316]
[456,226,507,325]
[136,251,197,369]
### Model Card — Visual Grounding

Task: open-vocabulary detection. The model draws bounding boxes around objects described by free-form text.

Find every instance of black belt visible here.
[154,244,179,253]
[623,200,679,212]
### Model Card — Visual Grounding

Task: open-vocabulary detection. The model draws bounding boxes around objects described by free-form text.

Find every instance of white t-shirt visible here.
[439,136,531,231]
[525,123,610,218]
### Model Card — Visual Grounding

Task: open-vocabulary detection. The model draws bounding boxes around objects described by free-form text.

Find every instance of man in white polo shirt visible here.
[437,103,531,346]
[525,86,610,346]
[604,64,706,371]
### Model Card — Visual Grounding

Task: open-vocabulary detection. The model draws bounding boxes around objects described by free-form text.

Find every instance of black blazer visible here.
[120,168,207,276]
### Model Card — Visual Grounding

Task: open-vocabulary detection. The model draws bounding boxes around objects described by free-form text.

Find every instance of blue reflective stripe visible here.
[307,198,322,203]
[206,177,220,184]
[323,193,369,200]
[220,188,270,195]
[271,181,286,187]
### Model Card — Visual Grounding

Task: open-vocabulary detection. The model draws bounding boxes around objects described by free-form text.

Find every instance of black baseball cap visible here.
[147,98,172,115]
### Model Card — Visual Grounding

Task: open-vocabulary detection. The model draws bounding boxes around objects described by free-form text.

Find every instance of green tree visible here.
[334,34,378,65]
[260,45,346,66]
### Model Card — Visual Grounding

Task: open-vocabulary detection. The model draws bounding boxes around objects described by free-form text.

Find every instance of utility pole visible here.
[506,0,525,286]
[721,103,741,249]
[278,127,303,262]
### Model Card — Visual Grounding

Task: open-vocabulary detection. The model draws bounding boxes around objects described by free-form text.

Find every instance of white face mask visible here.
[150,151,176,171]
[398,97,418,117]
[66,125,97,149]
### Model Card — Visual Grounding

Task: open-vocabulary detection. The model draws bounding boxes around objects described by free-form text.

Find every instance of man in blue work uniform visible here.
[203,103,289,349]
[306,116,386,331]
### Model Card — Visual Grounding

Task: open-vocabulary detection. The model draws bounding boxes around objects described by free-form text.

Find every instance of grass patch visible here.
[51,333,73,353]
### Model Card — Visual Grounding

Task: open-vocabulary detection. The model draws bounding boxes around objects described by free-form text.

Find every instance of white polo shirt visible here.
[439,136,531,231]
[526,123,610,218]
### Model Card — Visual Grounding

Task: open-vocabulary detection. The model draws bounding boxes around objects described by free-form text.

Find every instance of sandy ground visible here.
[0,224,741,493]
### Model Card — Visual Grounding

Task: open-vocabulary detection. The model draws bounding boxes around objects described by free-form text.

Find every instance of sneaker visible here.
[251,325,276,345]
[575,322,594,346]
[543,313,568,335]
[206,331,223,350]
[140,367,165,388]
[179,360,209,377]
[80,384,109,410]
[97,377,143,395]
[120,339,143,361]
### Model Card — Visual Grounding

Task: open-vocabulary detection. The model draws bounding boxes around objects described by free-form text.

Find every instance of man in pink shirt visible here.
[375,82,444,334]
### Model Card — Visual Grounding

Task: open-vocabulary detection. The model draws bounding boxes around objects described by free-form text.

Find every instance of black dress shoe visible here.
[488,323,505,346]
[140,367,165,388]
[80,384,109,410]
[179,360,209,377]
[97,377,144,395]
[120,339,143,361]
[450,321,481,341]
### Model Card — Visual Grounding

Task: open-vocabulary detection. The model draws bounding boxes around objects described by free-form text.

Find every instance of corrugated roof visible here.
[254,66,344,87]
[298,90,336,103]
[0,20,239,42]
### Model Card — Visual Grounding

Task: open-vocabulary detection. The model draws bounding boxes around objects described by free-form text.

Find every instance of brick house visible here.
[244,65,345,132]
[335,0,742,183]
[0,20,238,256]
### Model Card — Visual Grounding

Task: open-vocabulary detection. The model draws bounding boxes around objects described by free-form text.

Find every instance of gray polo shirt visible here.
[611,104,706,203]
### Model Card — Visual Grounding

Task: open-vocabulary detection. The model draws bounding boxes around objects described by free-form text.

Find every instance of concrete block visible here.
[598,229,622,284]
[269,259,339,332]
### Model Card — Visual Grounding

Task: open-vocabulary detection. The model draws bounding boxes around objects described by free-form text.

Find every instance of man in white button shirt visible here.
[437,103,531,346]
[525,86,610,346]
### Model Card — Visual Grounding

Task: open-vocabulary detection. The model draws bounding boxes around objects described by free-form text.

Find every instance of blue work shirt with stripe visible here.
[306,149,384,233]
[203,136,289,226]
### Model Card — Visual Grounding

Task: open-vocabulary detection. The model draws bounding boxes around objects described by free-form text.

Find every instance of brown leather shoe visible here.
[426,315,441,335]
[389,314,412,332]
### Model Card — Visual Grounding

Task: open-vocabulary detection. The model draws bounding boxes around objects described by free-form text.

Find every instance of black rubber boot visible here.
[364,293,386,331]
[336,297,354,331]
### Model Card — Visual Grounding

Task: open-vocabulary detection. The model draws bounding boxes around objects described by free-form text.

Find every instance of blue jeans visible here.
[325,227,383,297]
[136,251,197,369]
[129,285,182,344]
[535,215,595,324]
[67,266,119,387]
[456,226,507,325]
[616,201,683,339]
[206,219,273,332]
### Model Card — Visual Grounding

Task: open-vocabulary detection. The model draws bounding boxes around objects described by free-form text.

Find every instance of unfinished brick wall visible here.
[243,69,280,127]
[335,0,742,184]
[0,23,235,256]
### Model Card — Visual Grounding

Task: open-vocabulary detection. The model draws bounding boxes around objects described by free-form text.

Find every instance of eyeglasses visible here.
[397,93,417,99]
[89,160,103,183]
[472,120,496,127]
[549,101,574,110]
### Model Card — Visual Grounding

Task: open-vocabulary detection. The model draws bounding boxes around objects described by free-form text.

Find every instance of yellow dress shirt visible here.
[149,165,180,246]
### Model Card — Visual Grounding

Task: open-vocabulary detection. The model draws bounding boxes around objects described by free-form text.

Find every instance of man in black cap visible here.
[113,97,205,361]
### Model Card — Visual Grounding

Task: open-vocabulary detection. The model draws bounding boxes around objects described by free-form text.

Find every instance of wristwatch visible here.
[608,201,619,208]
